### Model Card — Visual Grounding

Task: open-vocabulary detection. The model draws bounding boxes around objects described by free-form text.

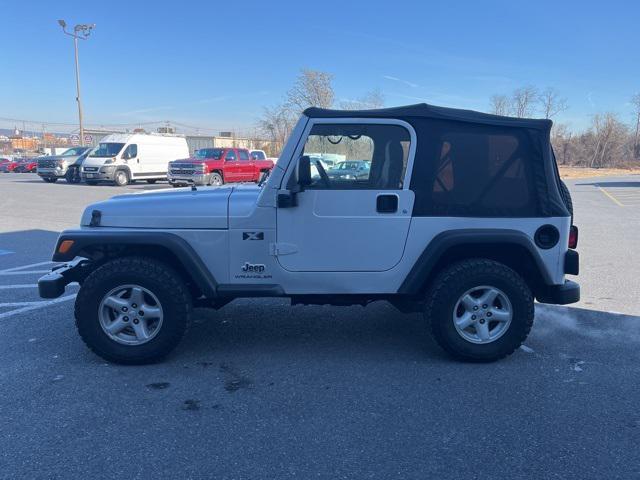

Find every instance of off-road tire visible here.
[558,180,573,218]
[75,257,192,364]
[114,169,129,187]
[210,172,223,186]
[43,177,58,183]
[426,259,534,362]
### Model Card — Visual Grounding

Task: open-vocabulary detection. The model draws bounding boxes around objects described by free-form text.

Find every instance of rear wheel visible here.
[114,169,129,187]
[43,177,58,183]
[65,168,81,184]
[146,179,157,184]
[75,257,192,364]
[426,259,534,362]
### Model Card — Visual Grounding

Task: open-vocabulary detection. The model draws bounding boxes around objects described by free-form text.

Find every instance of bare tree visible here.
[489,94,510,116]
[551,123,572,165]
[587,113,629,168]
[340,89,385,110]
[631,93,640,158]
[286,68,335,113]
[511,86,539,118]
[257,104,297,155]
[539,87,568,119]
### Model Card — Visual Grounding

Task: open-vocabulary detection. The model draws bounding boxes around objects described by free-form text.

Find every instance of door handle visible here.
[376,194,398,213]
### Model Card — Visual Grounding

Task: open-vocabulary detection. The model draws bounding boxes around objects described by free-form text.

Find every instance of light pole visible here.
[58,19,95,146]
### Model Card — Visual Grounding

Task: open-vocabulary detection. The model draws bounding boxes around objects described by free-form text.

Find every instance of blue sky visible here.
[2,0,639,133]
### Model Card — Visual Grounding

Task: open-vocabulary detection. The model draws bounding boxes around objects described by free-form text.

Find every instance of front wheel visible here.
[114,169,129,186]
[146,179,157,184]
[75,257,192,364]
[210,172,223,186]
[426,259,534,362]
[66,168,81,184]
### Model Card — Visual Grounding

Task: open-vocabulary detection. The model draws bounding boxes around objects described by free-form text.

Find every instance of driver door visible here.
[276,120,415,272]
[121,144,139,176]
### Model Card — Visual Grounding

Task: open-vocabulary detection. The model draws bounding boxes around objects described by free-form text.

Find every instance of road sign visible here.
[84,134,93,145]
[70,134,80,146]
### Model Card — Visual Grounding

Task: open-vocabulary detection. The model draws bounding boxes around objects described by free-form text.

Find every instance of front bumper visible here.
[38,258,91,299]
[536,280,580,305]
[82,166,116,181]
[168,172,211,185]
[37,168,66,178]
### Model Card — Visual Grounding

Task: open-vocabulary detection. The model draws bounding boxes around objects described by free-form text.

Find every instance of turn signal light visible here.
[58,240,75,254]
[568,225,579,249]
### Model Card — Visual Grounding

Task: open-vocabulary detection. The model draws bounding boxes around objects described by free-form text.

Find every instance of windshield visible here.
[90,143,125,158]
[194,148,224,160]
[61,147,88,156]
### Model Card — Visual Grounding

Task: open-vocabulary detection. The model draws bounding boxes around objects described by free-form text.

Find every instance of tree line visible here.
[490,86,640,168]
[259,69,640,168]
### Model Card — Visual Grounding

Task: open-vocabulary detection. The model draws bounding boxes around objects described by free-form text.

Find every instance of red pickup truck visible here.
[167,147,274,187]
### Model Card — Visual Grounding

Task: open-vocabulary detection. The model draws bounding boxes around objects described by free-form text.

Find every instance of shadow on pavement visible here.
[577,181,640,188]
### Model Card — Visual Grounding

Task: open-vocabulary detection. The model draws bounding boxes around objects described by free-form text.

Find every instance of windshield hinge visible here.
[269,243,298,256]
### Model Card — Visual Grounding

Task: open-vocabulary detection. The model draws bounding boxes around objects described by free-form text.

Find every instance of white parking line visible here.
[0,271,51,276]
[0,282,78,290]
[0,261,57,273]
[0,284,38,289]
[0,294,77,320]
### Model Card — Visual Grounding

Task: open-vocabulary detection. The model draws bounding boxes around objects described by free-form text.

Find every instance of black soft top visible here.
[304,103,551,130]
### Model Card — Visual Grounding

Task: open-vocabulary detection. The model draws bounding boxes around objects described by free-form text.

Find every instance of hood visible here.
[80,186,234,229]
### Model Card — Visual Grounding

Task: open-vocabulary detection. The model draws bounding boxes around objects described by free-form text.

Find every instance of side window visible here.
[238,149,250,161]
[225,149,237,161]
[430,128,535,215]
[123,144,137,159]
[301,123,410,190]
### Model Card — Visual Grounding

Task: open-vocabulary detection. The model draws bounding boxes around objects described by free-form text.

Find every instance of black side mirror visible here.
[298,155,312,187]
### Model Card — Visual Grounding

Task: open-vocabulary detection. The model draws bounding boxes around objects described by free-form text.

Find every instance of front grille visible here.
[170,169,195,175]
[38,159,57,168]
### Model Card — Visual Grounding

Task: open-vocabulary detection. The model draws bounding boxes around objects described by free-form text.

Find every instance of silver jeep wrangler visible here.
[39,103,579,364]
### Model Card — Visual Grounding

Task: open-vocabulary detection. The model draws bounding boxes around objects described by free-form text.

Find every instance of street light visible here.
[58,20,95,146]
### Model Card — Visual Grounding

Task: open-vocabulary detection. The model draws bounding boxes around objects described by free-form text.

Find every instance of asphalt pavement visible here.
[0,173,639,479]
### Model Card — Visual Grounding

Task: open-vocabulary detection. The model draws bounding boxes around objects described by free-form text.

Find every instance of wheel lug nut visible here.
[138,311,144,316]
[482,304,488,309]
[473,306,478,311]
[131,303,137,308]
[479,319,485,324]
[133,318,139,324]
[121,306,128,312]
[486,312,492,317]
[471,315,477,320]
[123,316,129,322]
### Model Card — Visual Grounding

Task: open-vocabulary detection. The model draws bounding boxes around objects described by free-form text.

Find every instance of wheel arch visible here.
[399,229,552,297]
[52,231,217,299]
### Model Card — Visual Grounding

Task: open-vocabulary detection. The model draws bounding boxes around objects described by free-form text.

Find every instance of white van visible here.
[81,133,189,186]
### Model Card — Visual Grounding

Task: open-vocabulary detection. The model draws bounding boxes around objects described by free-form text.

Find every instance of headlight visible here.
[104,158,115,164]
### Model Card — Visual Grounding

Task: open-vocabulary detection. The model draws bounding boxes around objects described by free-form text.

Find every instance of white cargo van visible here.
[81,133,189,186]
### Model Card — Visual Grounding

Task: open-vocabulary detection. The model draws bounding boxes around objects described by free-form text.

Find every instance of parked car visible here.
[250,149,267,160]
[168,147,275,187]
[2,158,22,172]
[38,102,578,365]
[327,160,371,182]
[37,147,92,183]
[13,158,38,173]
[0,158,12,171]
[81,133,189,186]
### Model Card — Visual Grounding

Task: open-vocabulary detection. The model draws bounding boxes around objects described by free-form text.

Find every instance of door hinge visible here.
[269,243,298,256]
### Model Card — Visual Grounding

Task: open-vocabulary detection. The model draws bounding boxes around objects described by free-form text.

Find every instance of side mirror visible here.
[298,155,312,187]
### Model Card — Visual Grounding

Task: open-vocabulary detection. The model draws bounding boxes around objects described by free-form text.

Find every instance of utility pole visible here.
[57,20,95,146]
